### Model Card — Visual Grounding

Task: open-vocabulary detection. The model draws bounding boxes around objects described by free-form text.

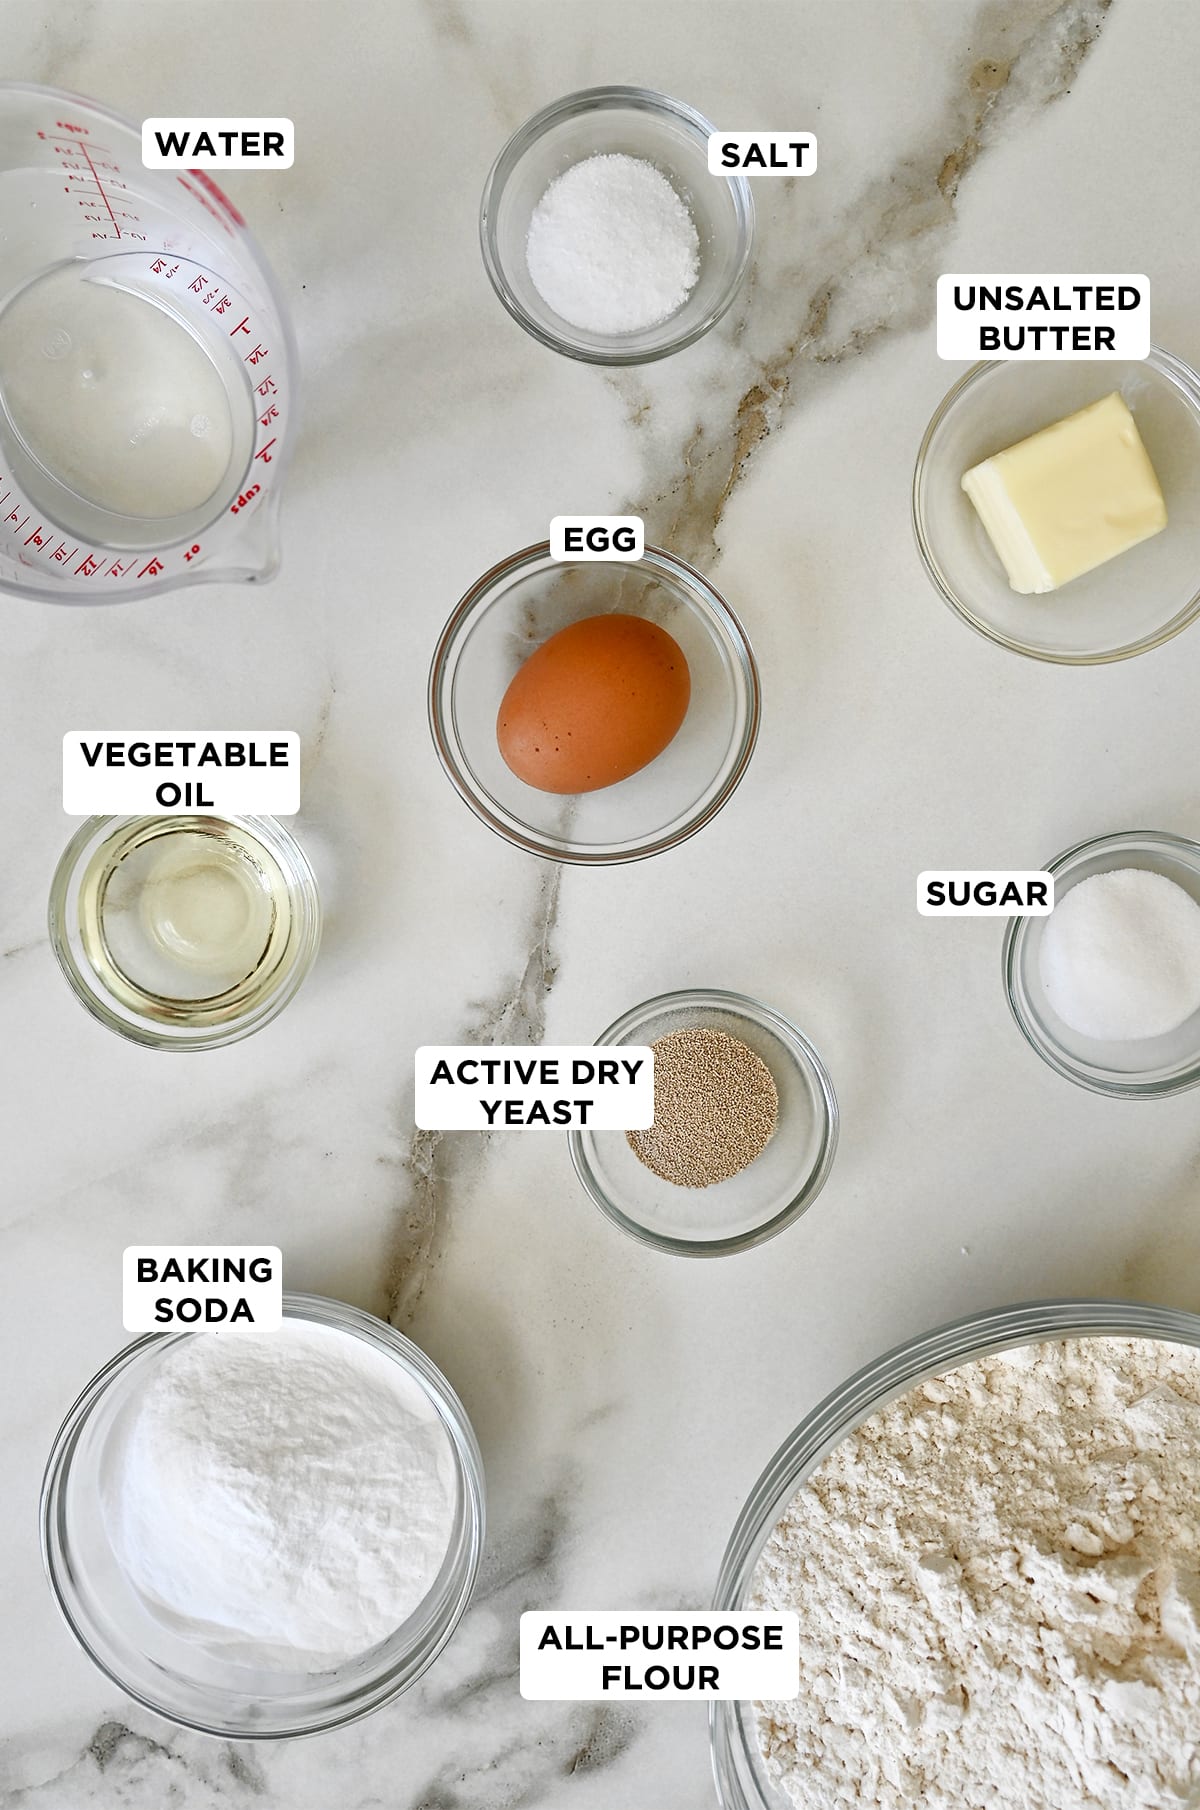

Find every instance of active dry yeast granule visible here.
[751,1336,1200,1810]
[627,1026,778,1187]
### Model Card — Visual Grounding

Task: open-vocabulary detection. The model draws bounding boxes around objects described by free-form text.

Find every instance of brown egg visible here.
[497,613,691,795]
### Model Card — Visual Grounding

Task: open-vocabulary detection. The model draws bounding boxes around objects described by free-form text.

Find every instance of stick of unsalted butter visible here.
[961,392,1167,595]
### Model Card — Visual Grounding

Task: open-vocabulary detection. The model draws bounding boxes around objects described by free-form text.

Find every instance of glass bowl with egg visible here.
[912,348,1200,662]
[710,1296,1200,1810]
[428,543,760,864]
[480,86,754,364]
[568,988,838,1254]
[1003,828,1200,1097]
[47,813,321,1049]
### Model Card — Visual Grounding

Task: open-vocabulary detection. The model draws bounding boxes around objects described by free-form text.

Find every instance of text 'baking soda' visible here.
[122,1247,283,1333]
[414,1046,654,1130]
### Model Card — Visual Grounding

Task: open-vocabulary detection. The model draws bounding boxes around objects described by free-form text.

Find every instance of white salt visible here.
[1038,866,1200,1041]
[525,152,700,335]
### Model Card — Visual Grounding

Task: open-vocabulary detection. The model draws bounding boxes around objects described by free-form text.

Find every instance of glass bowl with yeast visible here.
[913,347,1200,662]
[480,85,754,364]
[568,988,838,1254]
[48,813,320,1048]
[428,543,760,864]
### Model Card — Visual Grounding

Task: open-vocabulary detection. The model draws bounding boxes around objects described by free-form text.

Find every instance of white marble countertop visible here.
[3,0,1198,1804]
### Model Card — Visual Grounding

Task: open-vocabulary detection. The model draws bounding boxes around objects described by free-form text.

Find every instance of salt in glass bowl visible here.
[428,543,760,865]
[1003,828,1200,1097]
[710,1296,1200,1810]
[912,348,1200,662]
[47,813,321,1050]
[480,85,754,364]
[40,1293,486,1739]
[567,988,838,1255]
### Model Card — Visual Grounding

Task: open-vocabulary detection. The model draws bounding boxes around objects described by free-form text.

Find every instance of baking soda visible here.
[103,1320,458,1668]
[525,153,700,335]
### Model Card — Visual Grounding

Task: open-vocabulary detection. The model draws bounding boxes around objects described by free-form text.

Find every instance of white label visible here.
[63,732,300,815]
[937,274,1150,359]
[549,516,644,561]
[707,131,817,175]
[520,1611,799,1701]
[918,871,1055,916]
[142,118,294,170]
[123,1246,282,1332]
[415,1046,654,1131]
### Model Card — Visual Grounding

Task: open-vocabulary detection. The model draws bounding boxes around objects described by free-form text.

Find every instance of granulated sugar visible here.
[1038,867,1200,1041]
[751,1336,1200,1810]
[525,152,700,335]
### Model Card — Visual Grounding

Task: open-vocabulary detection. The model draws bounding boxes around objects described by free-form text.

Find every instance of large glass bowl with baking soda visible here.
[48,814,321,1048]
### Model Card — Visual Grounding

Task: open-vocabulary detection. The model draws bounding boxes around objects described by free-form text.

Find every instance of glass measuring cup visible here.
[0,83,298,604]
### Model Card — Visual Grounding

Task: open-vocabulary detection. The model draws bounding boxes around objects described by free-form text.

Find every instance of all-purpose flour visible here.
[103,1320,458,1668]
[751,1337,1200,1810]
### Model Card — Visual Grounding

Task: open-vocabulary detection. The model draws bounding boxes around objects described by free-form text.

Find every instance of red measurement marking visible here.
[79,139,120,236]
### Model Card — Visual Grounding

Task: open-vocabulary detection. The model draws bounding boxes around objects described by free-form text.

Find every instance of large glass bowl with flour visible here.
[709,1297,1200,1810]
[40,1294,485,1737]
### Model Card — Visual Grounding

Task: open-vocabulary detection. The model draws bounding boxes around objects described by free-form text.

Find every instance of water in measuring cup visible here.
[0,263,235,525]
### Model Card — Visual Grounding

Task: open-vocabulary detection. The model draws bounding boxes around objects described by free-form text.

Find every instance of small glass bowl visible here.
[568,989,838,1255]
[710,1296,1200,1810]
[1003,828,1200,1097]
[428,543,760,865]
[480,85,754,364]
[912,347,1200,663]
[48,813,321,1050]
[40,1293,486,1739]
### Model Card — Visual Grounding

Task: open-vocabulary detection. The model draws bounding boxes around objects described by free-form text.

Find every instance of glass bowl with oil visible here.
[48,815,321,1050]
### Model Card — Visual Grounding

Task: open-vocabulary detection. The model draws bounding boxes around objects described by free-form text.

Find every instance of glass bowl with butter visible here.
[48,814,321,1049]
[913,348,1200,662]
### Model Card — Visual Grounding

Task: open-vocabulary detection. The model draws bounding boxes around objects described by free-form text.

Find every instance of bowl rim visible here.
[39,1292,486,1739]
[911,344,1200,665]
[427,541,762,866]
[709,1294,1200,1810]
[567,986,839,1255]
[46,812,322,1050]
[1002,826,1200,1097]
[479,83,755,366]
